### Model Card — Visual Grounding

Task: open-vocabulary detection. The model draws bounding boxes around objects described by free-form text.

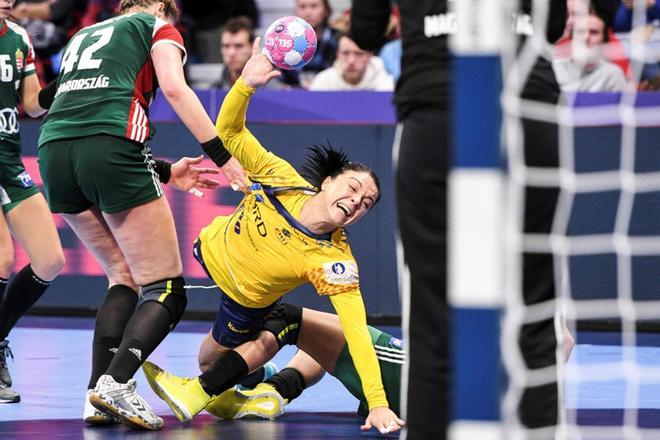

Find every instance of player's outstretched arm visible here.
[151,43,247,192]
[241,37,282,89]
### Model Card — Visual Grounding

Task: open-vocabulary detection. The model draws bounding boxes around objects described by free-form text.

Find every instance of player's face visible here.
[296,0,327,31]
[337,36,372,85]
[221,31,252,75]
[0,0,15,20]
[321,170,379,227]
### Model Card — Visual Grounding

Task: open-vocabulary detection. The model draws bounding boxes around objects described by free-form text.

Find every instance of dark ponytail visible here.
[300,143,381,204]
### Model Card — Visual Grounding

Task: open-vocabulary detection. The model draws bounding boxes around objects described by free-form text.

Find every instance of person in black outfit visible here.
[352,0,568,437]
[351,1,450,439]
[515,0,566,433]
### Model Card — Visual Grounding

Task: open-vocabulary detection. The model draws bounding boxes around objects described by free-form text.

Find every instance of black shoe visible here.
[0,340,13,387]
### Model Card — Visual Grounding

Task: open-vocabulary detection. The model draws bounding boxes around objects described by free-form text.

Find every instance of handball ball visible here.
[263,16,317,70]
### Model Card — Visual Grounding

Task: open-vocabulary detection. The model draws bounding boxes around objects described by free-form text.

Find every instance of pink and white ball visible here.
[263,16,317,70]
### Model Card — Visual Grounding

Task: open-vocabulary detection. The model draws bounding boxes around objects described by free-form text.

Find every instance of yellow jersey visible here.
[198,77,388,411]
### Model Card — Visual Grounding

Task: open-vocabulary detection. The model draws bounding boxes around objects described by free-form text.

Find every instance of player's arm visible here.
[328,290,388,410]
[151,38,246,191]
[216,38,280,172]
[152,156,219,196]
[328,290,404,435]
[19,73,46,118]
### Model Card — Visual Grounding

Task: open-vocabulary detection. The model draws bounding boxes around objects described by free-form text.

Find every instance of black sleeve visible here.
[349,0,392,51]
[201,136,231,167]
[38,78,58,109]
[546,0,567,43]
[153,159,172,184]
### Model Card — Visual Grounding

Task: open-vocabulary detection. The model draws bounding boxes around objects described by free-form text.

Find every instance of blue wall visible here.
[17,119,400,317]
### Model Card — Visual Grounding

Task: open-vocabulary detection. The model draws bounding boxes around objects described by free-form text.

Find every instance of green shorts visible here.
[38,134,163,214]
[333,326,402,416]
[0,160,41,214]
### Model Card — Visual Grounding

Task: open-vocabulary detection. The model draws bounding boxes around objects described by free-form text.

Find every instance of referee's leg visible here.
[396,108,450,440]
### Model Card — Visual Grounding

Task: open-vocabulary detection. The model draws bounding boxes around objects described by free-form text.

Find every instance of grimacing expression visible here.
[221,30,252,74]
[321,170,379,227]
[337,36,372,85]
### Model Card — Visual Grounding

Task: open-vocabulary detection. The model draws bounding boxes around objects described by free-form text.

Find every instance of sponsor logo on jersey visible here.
[17,171,33,187]
[276,227,291,245]
[15,49,24,71]
[323,261,359,285]
[424,13,457,37]
[55,75,110,97]
[0,108,19,134]
[251,202,267,237]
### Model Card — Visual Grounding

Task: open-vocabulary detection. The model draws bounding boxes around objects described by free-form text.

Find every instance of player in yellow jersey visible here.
[142,38,405,435]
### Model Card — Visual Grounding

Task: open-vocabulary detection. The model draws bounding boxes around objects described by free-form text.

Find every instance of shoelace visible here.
[0,343,13,369]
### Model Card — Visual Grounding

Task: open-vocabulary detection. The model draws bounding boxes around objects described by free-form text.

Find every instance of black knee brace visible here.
[140,277,187,329]
[262,303,303,348]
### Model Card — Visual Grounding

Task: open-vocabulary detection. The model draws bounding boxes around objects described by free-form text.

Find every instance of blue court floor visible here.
[0,317,400,439]
[3,319,660,439]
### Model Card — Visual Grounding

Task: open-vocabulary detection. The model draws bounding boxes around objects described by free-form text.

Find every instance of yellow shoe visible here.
[142,361,210,422]
[205,383,286,420]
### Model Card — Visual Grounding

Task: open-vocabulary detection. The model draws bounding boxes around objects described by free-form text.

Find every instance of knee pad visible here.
[140,277,187,329]
[262,303,303,348]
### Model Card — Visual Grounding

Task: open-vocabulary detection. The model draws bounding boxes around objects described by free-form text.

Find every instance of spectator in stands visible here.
[212,16,285,90]
[309,34,394,91]
[180,0,258,63]
[11,0,87,81]
[553,6,627,91]
[279,0,340,88]
[216,16,254,89]
[614,0,660,32]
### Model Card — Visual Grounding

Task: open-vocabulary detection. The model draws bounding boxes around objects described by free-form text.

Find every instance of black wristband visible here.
[38,78,58,109]
[201,136,231,167]
[153,159,172,183]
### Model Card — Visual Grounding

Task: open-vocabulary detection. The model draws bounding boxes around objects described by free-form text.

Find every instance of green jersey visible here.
[0,20,36,162]
[38,12,186,147]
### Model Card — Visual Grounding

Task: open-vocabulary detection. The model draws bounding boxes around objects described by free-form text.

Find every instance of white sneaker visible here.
[89,374,163,430]
[83,389,118,425]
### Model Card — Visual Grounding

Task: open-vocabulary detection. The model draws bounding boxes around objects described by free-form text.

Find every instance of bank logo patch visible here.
[323,261,358,285]
[17,171,33,187]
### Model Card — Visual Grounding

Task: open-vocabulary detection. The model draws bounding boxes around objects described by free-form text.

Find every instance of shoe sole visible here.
[89,393,162,430]
[234,396,285,420]
[0,396,20,403]
[233,388,286,420]
[84,413,119,425]
[142,368,193,423]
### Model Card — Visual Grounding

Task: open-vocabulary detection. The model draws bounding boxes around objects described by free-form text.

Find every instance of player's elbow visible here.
[159,78,187,103]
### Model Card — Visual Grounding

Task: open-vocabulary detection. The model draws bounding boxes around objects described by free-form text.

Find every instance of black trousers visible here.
[517,56,561,430]
[396,107,450,440]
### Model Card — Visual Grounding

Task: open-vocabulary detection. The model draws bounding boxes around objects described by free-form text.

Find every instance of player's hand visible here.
[241,37,281,88]
[220,156,249,193]
[170,155,220,197]
[361,407,405,435]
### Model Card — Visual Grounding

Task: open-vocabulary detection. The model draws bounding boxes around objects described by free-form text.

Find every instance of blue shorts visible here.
[193,237,277,348]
